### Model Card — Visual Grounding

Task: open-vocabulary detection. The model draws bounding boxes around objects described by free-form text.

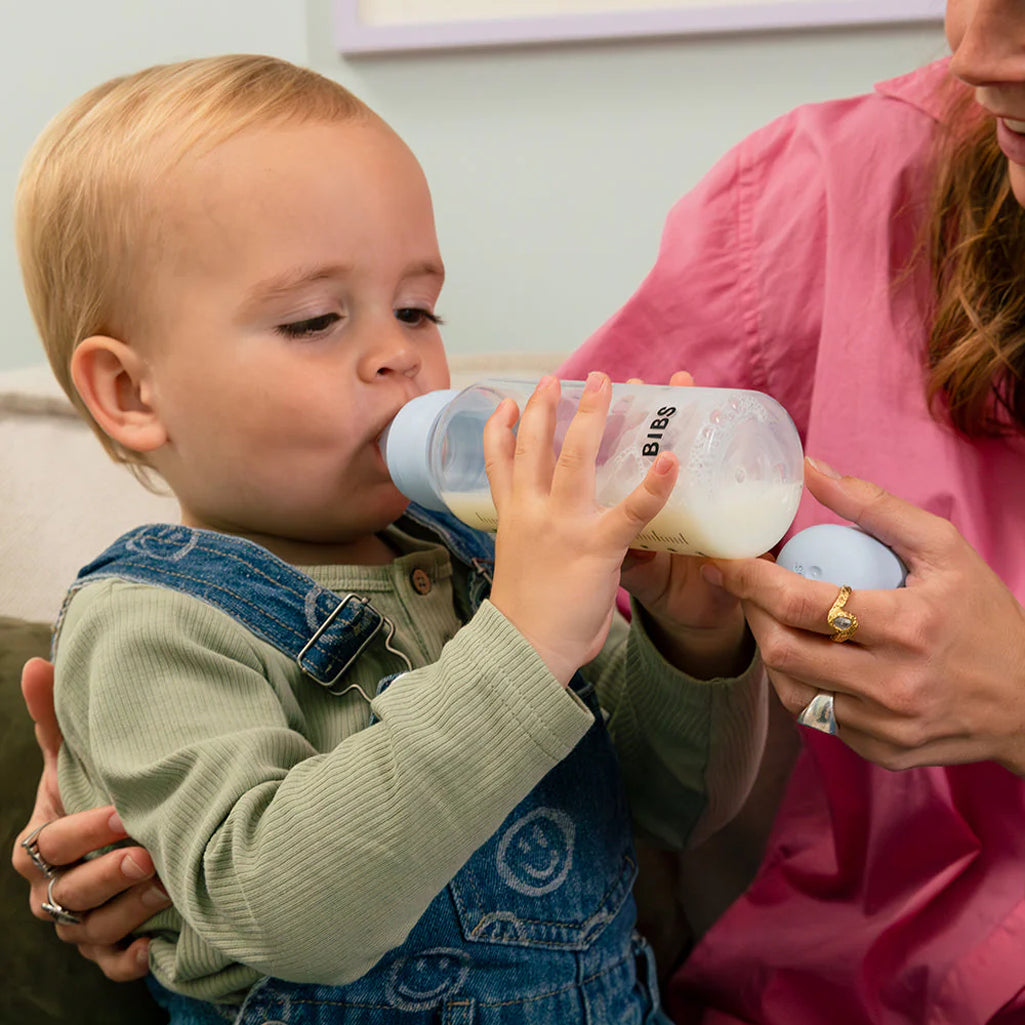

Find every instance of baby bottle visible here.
[380,379,804,558]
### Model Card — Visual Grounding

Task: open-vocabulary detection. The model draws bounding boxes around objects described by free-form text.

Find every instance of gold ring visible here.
[827,585,859,642]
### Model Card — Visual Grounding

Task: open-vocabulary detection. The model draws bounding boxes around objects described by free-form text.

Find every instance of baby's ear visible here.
[71,336,167,453]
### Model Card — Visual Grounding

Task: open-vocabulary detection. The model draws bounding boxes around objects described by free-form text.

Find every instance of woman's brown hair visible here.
[927,79,1025,434]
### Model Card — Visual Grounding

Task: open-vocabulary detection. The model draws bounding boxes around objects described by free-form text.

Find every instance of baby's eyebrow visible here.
[244,264,353,308]
[242,259,445,311]
[406,259,446,284]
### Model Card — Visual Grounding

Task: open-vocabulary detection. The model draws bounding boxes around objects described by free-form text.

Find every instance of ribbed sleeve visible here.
[592,607,767,851]
[56,577,591,999]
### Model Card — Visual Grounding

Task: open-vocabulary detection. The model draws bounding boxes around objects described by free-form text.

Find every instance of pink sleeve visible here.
[560,109,830,441]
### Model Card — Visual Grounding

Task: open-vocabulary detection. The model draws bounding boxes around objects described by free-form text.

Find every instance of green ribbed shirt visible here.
[55,525,763,1002]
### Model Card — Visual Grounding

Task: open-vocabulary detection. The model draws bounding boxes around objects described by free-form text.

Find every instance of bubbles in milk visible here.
[686,393,771,482]
[594,393,801,558]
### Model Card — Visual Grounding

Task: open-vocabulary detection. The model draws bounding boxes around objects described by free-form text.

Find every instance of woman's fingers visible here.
[625,371,694,387]
[742,599,881,699]
[78,936,152,983]
[53,866,170,946]
[16,805,128,877]
[711,460,1025,772]
[710,556,897,648]
[746,598,985,767]
[15,806,143,931]
[16,811,167,981]
[44,843,162,921]
[802,459,957,571]
[22,656,62,766]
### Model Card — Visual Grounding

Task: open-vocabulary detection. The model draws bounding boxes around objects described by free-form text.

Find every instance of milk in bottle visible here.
[380,379,804,558]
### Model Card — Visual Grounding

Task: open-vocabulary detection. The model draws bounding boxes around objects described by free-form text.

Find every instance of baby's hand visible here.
[619,548,750,680]
[484,372,675,685]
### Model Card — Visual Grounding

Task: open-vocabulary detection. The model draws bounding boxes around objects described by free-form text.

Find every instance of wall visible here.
[1,1,947,371]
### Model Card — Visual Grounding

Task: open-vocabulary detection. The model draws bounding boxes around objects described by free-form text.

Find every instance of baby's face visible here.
[136,116,450,562]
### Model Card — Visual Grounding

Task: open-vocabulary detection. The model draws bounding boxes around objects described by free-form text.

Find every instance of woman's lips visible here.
[997,117,1025,165]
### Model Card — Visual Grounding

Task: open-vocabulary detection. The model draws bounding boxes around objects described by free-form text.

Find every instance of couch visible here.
[0,353,565,1023]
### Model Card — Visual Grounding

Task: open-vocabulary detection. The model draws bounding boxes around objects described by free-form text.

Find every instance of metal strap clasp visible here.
[296,592,384,693]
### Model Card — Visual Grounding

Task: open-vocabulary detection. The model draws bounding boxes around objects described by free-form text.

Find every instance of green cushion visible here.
[0,617,166,1023]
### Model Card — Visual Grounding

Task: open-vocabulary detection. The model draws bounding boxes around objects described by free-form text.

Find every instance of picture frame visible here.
[333,0,944,57]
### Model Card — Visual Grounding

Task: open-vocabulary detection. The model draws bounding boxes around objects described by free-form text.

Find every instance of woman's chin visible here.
[1008,161,1025,209]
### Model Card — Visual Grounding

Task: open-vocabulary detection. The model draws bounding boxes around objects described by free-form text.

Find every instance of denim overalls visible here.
[65,507,669,1024]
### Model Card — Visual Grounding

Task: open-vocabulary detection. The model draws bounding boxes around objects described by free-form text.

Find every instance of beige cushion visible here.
[0,367,178,624]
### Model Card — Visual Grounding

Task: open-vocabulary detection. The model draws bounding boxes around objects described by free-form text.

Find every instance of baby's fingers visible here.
[550,372,612,502]
[483,397,519,509]
[509,376,561,494]
[606,451,677,547]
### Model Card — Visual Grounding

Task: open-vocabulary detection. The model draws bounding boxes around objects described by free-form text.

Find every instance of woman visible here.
[15,0,1025,1020]
[566,0,1025,1019]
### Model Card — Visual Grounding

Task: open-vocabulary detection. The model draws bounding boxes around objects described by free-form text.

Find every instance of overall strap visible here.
[65,506,494,691]
[68,524,385,692]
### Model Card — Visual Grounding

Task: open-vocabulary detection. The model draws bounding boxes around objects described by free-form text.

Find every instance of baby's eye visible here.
[276,313,340,339]
[395,307,442,327]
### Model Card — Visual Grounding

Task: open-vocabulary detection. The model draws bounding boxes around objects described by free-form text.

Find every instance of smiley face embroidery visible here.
[386,948,470,1011]
[495,807,575,896]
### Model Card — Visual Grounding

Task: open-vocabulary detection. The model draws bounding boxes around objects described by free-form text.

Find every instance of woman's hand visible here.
[12,657,171,980]
[708,459,1025,772]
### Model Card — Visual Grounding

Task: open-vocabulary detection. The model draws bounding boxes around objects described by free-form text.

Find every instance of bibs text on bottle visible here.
[381,379,804,558]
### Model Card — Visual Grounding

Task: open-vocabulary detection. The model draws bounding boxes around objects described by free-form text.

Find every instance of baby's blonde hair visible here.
[16,54,369,474]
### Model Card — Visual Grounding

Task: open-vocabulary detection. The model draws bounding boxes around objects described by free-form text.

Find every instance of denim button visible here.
[410,568,432,595]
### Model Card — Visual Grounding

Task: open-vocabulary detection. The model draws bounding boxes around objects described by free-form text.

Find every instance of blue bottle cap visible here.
[379,389,459,512]
[776,523,907,589]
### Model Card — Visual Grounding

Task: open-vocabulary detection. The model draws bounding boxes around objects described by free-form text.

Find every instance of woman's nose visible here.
[949,0,1025,88]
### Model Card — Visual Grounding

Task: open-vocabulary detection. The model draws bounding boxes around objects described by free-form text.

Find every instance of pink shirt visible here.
[561,61,1025,1024]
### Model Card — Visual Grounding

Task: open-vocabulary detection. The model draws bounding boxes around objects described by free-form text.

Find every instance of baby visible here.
[16,53,760,1023]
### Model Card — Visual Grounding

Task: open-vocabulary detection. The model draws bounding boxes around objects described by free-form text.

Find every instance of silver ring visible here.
[20,821,56,878]
[41,874,83,926]
[797,692,837,735]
